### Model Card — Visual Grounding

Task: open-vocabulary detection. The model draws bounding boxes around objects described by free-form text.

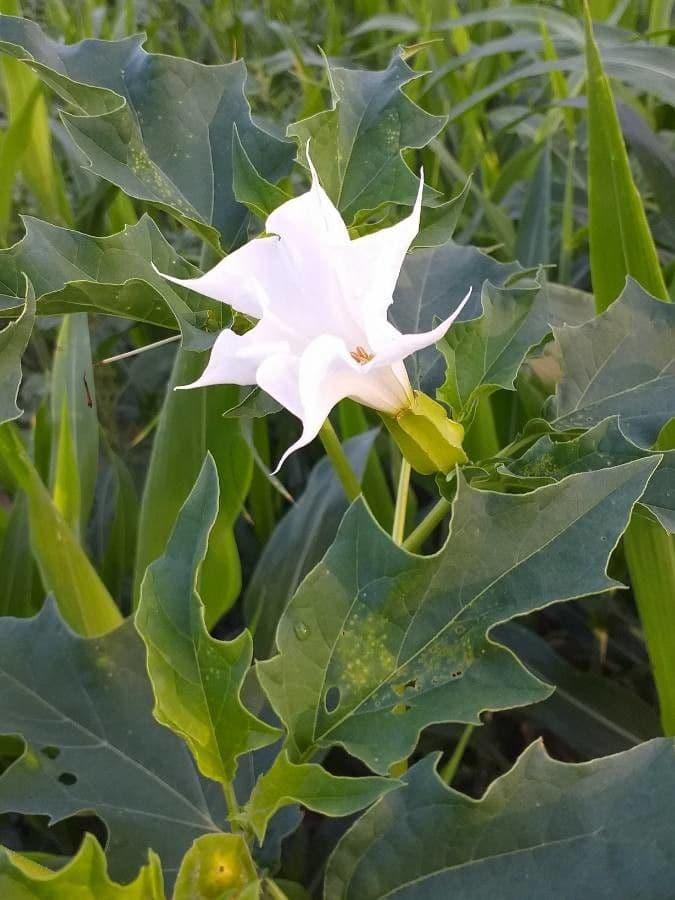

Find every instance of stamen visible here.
[350,345,374,364]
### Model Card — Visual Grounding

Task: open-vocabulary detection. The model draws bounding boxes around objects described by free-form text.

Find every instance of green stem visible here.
[318,419,361,503]
[623,511,675,735]
[440,724,474,785]
[264,879,290,900]
[223,781,242,832]
[392,459,411,545]
[403,495,453,554]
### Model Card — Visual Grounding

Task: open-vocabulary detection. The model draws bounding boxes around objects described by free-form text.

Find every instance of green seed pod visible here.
[381,391,467,475]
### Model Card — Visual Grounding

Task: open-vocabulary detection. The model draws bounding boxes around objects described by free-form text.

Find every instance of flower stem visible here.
[223,781,241,832]
[264,880,290,900]
[318,419,361,502]
[392,458,411,545]
[402,480,455,554]
[440,724,474,785]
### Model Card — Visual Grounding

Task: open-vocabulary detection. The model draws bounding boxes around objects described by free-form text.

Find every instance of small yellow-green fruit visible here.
[381,391,467,475]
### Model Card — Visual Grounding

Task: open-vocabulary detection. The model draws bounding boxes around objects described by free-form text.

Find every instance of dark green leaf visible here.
[258,460,657,774]
[0,215,225,349]
[288,50,444,221]
[222,387,282,420]
[498,623,660,755]
[232,123,289,222]
[0,15,293,248]
[550,280,675,447]
[244,432,377,657]
[325,738,675,899]
[0,275,33,425]
[391,241,521,393]
[0,602,224,886]
[437,278,549,421]
[503,416,673,532]
[411,177,471,249]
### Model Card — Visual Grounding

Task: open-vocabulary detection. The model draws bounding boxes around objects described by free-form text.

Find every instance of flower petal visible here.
[176,321,288,390]
[366,287,473,369]
[266,147,350,255]
[268,334,415,472]
[153,237,279,319]
[343,172,425,329]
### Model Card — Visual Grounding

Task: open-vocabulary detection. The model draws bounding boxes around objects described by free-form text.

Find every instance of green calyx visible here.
[381,391,468,475]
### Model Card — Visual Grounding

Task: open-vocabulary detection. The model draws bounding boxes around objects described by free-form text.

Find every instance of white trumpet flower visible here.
[158,154,471,471]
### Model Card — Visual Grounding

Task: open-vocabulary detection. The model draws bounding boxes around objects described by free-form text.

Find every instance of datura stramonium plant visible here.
[158,154,471,474]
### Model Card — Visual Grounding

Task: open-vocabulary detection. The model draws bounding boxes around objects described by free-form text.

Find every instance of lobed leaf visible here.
[437,277,549,422]
[0,834,164,899]
[391,241,521,393]
[0,602,224,887]
[0,15,293,248]
[325,738,675,899]
[136,454,280,786]
[503,417,673,532]
[550,280,675,448]
[0,215,224,349]
[258,460,657,774]
[0,275,33,425]
[289,50,444,220]
[243,750,400,843]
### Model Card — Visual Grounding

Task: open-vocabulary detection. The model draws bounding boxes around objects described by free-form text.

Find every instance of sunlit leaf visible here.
[584,9,668,310]
[0,834,164,899]
[0,423,121,636]
[133,351,253,625]
[137,455,280,786]
[49,313,98,532]
[243,750,399,843]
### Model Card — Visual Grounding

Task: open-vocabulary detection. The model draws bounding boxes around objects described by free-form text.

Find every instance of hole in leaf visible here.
[324,686,340,713]
[40,746,60,760]
[451,670,463,679]
[58,772,77,786]
[392,678,418,697]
